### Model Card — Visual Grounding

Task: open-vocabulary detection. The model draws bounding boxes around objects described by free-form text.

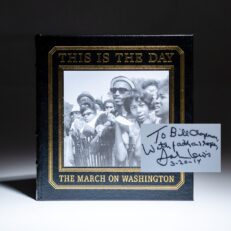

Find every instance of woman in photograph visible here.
[81,106,98,134]
[124,91,154,125]
[80,103,115,167]
[67,103,99,167]
[141,79,160,124]
[141,80,158,101]
[114,91,154,167]
[91,102,116,167]
[155,80,169,124]
[103,99,116,114]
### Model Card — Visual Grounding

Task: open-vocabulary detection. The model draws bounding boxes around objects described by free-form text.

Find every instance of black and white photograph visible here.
[1,0,231,228]
[63,70,169,167]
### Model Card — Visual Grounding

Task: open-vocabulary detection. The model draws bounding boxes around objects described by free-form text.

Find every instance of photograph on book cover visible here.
[38,41,193,199]
[63,70,170,168]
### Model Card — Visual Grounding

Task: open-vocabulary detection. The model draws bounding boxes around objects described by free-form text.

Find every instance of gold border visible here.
[49,172,185,190]
[48,46,185,190]
[58,65,174,172]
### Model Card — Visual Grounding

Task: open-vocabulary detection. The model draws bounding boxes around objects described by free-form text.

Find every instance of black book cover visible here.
[36,35,193,200]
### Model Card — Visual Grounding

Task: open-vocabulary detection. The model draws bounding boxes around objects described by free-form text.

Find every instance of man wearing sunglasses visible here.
[109,76,137,167]
[110,76,136,117]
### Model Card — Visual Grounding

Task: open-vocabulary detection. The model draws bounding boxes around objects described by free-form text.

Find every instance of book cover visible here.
[36,35,193,200]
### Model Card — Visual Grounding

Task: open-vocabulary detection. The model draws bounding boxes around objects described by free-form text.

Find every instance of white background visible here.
[0,168,230,231]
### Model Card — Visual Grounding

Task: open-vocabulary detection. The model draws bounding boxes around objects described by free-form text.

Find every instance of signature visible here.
[156,148,211,166]
[142,125,217,167]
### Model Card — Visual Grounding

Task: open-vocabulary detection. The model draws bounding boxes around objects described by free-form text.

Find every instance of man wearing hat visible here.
[109,76,137,167]
[110,76,136,117]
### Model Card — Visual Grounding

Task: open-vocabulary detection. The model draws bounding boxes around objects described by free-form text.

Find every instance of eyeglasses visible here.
[105,106,114,109]
[110,88,129,94]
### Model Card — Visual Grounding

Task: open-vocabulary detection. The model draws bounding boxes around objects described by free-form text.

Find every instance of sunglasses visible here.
[110,87,129,94]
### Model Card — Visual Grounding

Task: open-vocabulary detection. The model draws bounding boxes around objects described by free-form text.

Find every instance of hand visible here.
[95,124,105,136]
[82,124,95,136]
[128,123,140,140]
[137,112,145,123]
[73,119,85,131]
[107,113,116,123]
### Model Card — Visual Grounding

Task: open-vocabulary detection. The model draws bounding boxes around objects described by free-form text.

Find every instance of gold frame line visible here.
[48,45,185,190]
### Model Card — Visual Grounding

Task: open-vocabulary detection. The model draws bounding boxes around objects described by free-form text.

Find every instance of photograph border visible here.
[48,46,185,190]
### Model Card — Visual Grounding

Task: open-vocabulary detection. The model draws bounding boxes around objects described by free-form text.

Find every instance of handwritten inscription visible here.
[141,124,221,172]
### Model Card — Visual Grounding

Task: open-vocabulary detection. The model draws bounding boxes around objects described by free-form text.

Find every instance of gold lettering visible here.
[148,53,158,63]
[169,175,174,182]
[157,52,168,63]
[76,174,106,182]
[84,53,91,63]
[77,175,84,182]
[165,52,174,63]
[115,52,143,63]
[59,174,75,182]
[108,175,119,182]
[135,53,143,63]
[58,53,67,63]
[102,53,109,63]
[115,53,123,63]
[121,174,175,183]
[67,53,78,63]
[124,53,135,63]
[96,53,102,63]
[78,53,84,63]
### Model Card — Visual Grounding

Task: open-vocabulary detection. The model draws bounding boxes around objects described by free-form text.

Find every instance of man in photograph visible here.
[109,76,137,166]
[110,76,136,117]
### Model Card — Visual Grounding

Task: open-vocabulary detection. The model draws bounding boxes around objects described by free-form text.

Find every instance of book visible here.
[36,35,193,200]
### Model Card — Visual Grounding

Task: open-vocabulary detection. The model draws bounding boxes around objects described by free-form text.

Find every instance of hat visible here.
[141,80,158,89]
[110,76,136,90]
[77,92,95,104]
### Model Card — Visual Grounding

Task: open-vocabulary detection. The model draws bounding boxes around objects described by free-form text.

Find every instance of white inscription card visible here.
[141,124,221,172]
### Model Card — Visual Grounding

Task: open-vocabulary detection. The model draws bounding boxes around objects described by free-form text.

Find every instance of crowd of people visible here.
[64,76,169,167]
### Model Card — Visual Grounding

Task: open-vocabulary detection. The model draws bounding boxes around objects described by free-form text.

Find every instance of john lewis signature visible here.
[142,125,218,167]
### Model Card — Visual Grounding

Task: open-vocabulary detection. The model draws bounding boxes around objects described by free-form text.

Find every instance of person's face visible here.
[130,98,149,123]
[80,103,90,111]
[82,108,96,123]
[75,112,82,119]
[155,90,169,117]
[79,97,92,110]
[144,85,158,100]
[110,81,131,106]
[70,112,78,121]
[72,112,79,120]
[105,102,115,113]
